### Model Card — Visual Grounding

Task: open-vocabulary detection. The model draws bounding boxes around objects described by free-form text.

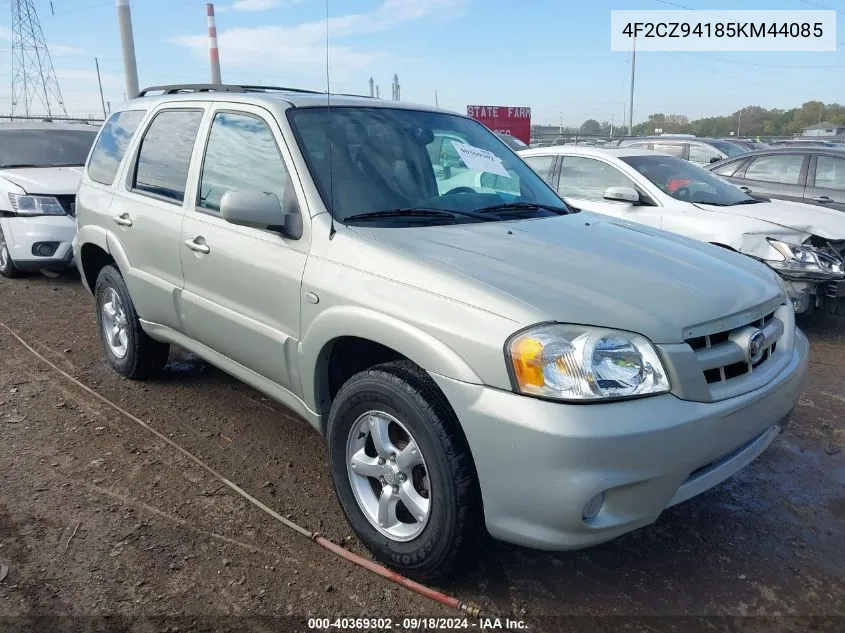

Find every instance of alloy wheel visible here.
[346,410,431,541]
[100,287,129,359]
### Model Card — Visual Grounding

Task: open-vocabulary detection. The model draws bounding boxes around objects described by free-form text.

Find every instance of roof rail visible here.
[137,83,327,97]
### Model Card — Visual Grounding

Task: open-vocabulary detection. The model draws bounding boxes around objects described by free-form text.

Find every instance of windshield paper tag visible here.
[450,141,510,178]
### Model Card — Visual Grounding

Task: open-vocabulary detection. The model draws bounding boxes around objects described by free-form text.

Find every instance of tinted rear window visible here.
[87,110,146,185]
[0,128,98,170]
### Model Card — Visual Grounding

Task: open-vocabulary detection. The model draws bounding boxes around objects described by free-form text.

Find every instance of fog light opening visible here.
[32,242,59,257]
[582,492,605,522]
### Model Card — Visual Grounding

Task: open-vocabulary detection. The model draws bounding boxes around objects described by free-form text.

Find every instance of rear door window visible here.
[814,155,845,190]
[744,154,805,185]
[131,109,204,203]
[87,110,146,186]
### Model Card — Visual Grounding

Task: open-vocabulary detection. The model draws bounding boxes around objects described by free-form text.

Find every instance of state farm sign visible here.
[466,105,531,144]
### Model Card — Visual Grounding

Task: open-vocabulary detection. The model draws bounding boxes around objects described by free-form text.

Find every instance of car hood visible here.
[695,198,845,240]
[349,212,783,344]
[0,166,83,195]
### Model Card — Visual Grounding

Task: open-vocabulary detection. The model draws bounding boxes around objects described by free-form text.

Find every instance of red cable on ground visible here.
[0,320,483,619]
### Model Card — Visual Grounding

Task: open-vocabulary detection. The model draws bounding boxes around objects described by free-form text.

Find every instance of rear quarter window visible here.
[87,110,147,186]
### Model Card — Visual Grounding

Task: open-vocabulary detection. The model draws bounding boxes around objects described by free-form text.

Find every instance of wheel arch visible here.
[77,225,133,293]
[300,307,482,428]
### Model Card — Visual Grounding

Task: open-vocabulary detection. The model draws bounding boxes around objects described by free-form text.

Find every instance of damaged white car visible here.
[518,146,845,316]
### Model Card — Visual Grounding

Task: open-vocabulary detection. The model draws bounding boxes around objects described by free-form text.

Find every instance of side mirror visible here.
[220,190,288,231]
[603,186,640,204]
[709,156,720,163]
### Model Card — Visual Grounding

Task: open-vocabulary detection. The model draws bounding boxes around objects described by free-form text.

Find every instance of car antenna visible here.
[325,0,336,241]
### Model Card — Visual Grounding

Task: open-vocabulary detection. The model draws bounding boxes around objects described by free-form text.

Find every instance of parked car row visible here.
[706,146,845,212]
[605,135,749,166]
[1,87,816,582]
[0,121,98,279]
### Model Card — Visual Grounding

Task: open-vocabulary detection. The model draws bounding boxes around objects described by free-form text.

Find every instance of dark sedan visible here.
[705,146,845,212]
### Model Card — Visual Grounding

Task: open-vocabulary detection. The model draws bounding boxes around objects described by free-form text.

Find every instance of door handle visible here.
[810,196,834,204]
[113,213,133,227]
[739,186,751,193]
[184,237,210,254]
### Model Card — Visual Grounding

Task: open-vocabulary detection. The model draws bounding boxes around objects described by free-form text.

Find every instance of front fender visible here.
[299,305,483,412]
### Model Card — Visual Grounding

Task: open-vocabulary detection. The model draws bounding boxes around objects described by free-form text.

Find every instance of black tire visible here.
[327,360,483,581]
[822,297,845,318]
[94,264,170,380]
[0,226,23,278]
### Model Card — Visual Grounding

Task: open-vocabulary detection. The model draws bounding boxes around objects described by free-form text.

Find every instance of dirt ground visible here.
[0,273,843,633]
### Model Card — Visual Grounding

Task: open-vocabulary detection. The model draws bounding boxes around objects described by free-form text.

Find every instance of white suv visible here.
[0,121,98,278]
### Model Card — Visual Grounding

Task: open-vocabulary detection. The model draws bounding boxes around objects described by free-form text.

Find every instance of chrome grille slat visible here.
[684,306,787,395]
[695,340,746,371]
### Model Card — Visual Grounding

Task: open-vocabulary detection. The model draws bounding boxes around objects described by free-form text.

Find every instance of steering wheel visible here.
[444,186,476,195]
[673,185,692,200]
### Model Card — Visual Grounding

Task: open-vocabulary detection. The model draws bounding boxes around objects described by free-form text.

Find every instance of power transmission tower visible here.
[11,0,67,117]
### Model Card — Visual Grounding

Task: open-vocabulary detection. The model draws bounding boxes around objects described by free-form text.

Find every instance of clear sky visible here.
[0,0,842,126]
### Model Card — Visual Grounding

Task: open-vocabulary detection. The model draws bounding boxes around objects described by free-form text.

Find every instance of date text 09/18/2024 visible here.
[307,617,527,630]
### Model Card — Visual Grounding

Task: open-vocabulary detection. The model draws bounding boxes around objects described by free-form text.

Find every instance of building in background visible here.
[801,122,845,141]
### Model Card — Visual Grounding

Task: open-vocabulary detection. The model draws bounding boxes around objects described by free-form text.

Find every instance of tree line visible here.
[575,100,845,138]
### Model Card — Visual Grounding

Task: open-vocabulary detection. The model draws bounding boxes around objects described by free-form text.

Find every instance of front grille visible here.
[54,194,76,217]
[685,310,783,387]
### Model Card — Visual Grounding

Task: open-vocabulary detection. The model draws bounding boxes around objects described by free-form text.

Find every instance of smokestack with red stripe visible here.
[207,3,222,84]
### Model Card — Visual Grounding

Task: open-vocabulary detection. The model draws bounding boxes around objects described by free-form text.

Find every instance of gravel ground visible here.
[0,272,843,633]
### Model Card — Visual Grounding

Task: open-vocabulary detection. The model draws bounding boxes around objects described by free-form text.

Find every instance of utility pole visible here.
[368,76,374,98]
[95,57,107,118]
[628,36,636,136]
[207,3,222,84]
[434,90,438,107]
[736,107,742,137]
[610,113,614,138]
[376,85,379,99]
[116,0,140,99]
[11,0,67,116]
[559,112,563,135]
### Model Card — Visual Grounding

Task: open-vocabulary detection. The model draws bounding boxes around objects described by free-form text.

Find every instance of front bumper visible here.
[0,215,76,270]
[783,278,845,313]
[430,328,809,551]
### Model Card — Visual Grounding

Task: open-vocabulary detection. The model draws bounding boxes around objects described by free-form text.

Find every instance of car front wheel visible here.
[0,226,22,278]
[327,360,483,581]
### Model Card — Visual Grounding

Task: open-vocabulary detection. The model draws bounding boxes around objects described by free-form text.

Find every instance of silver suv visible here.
[74,84,809,580]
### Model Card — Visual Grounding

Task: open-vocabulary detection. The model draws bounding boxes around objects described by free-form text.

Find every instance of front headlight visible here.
[766,239,844,281]
[507,324,670,401]
[8,193,66,216]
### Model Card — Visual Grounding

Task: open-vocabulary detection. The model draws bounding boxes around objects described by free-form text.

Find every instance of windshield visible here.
[287,106,568,224]
[621,154,758,206]
[709,139,745,157]
[0,129,98,168]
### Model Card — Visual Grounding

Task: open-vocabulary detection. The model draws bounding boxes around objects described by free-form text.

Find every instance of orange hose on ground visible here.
[0,319,484,619]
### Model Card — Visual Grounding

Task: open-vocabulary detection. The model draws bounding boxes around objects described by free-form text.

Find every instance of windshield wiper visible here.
[474,202,571,215]
[0,164,41,169]
[344,207,496,223]
[729,198,765,205]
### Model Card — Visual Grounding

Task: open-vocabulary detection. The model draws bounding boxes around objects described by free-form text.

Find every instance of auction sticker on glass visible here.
[610,10,836,51]
[450,141,510,177]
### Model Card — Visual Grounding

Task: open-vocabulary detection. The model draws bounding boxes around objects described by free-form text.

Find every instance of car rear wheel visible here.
[327,360,483,581]
[94,264,170,380]
[0,227,23,278]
